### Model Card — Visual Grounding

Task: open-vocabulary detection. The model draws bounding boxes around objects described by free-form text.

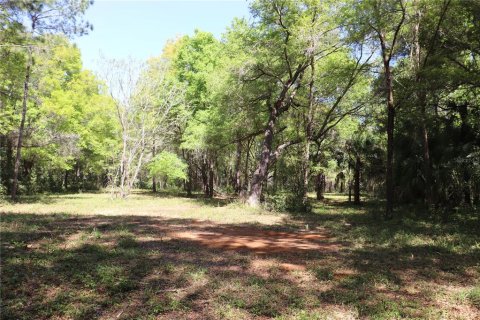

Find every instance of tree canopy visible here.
[1,0,479,219]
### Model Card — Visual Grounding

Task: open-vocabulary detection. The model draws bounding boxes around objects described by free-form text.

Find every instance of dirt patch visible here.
[172,225,344,254]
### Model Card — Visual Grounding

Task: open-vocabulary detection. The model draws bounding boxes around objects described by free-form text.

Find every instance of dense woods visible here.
[1,0,479,219]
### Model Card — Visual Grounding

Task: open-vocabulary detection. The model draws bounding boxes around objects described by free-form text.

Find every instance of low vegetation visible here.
[1,193,478,319]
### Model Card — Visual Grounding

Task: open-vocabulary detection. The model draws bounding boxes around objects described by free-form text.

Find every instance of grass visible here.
[1,191,479,319]
[0,191,284,225]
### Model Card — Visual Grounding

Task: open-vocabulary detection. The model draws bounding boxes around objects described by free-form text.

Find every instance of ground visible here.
[1,192,479,319]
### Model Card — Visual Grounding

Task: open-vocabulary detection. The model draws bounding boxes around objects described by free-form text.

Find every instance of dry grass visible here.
[0,191,285,225]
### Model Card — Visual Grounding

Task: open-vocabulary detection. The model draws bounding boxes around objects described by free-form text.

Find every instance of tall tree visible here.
[244,0,342,206]
[5,0,92,200]
[346,0,407,218]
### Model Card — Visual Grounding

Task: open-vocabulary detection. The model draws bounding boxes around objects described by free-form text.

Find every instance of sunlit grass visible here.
[0,191,286,225]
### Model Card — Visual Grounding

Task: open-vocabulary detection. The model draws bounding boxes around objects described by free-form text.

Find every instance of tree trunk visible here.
[248,108,277,207]
[412,7,433,208]
[247,63,306,206]
[64,170,68,191]
[354,155,361,205]
[302,56,315,204]
[119,131,128,198]
[316,173,325,200]
[385,99,395,219]
[244,137,252,191]
[1,135,13,193]
[384,58,395,219]
[201,155,209,197]
[208,158,214,198]
[152,143,157,193]
[458,104,471,205]
[348,182,352,202]
[234,140,242,194]
[186,152,193,197]
[420,95,433,206]
[11,54,32,201]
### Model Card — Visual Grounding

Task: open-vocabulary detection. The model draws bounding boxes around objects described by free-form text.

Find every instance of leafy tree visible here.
[3,0,92,200]
[344,0,408,218]
[149,151,187,186]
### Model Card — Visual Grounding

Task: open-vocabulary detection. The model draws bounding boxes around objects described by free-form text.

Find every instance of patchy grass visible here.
[0,191,284,224]
[1,192,479,319]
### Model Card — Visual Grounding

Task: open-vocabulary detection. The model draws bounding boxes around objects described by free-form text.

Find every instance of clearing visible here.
[1,192,479,319]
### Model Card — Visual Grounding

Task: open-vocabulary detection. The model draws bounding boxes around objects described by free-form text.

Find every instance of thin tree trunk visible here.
[11,52,32,201]
[208,156,214,198]
[412,5,433,208]
[386,96,395,219]
[420,95,433,206]
[354,155,361,205]
[459,104,472,205]
[348,182,352,202]
[1,135,13,193]
[186,152,193,197]
[234,140,242,194]
[119,131,128,198]
[378,4,406,219]
[152,143,157,193]
[201,154,209,197]
[384,57,395,219]
[64,170,68,191]
[302,56,315,204]
[244,137,252,192]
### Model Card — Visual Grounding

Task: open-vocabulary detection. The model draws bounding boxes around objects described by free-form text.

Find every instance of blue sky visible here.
[75,0,251,73]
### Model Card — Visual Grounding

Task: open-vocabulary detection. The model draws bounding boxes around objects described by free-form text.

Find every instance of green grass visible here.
[1,192,479,319]
[0,191,284,225]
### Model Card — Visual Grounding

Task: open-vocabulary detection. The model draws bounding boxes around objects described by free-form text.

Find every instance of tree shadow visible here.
[1,207,478,319]
[132,190,237,208]
[189,196,236,207]
[0,194,58,205]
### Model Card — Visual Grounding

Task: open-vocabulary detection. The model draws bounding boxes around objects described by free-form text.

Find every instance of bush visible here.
[263,192,311,212]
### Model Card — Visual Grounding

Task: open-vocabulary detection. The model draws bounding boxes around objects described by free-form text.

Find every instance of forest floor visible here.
[1,192,479,319]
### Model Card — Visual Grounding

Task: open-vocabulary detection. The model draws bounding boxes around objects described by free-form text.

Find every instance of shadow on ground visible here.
[1,198,479,319]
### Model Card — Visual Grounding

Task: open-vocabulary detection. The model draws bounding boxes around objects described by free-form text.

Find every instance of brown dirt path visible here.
[170,224,344,255]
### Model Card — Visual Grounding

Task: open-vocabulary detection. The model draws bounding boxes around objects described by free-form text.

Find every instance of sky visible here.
[75,0,251,73]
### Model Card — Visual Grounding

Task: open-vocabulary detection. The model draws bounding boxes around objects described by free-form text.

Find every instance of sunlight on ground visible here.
[1,193,479,319]
[0,192,286,225]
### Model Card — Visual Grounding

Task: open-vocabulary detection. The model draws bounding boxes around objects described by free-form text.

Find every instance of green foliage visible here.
[264,192,310,213]
[148,151,187,183]
[1,0,479,219]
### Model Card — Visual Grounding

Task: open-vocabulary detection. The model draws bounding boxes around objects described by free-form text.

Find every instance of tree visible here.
[173,30,222,198]
[100,57,185,198]
[345,0,407,219]
[243,0,346,206]
[149,151,187,188]
[4,0,92,200]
